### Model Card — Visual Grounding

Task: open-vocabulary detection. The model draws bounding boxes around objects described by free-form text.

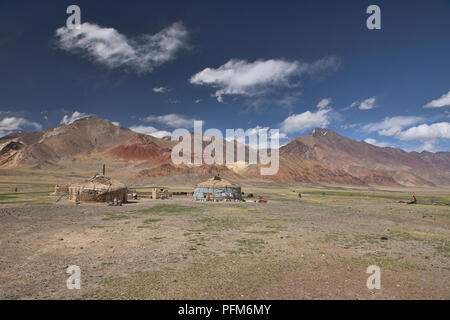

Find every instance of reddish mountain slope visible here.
[280,128,450,186]
[1,118,449,187]
[0,117,171,168]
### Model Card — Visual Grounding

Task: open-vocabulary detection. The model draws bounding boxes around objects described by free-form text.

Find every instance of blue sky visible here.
[1,0,450,152]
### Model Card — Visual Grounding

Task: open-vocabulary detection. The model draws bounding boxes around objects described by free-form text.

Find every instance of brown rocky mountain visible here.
[0,117,449,187]
[280,128,450,186]
[0,117,172,168]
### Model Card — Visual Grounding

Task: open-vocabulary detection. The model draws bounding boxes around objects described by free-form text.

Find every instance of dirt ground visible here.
[0,187,449,300]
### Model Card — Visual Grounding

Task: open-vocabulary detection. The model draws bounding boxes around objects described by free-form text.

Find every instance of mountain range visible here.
[1,117,449,187]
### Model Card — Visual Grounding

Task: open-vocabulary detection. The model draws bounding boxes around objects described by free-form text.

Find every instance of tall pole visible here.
[103,164,105,176]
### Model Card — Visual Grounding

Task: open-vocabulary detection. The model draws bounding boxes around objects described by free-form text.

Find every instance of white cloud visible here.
[403,140,438,152]
[396,122,450,140]
[270,131,288,140]
[230,126,287,149]
[362,116,423,136]
[129,125,158,135]
[60,111,90,125]
[359,97,376,110]
[378,127,403,136]
[280,108,331,133]
[246,126,269,136]
[317,98,332,109]
[56,21,188,73]
[129,125,171,138]
[153,87,168,93]
[0,117,42,137]
[245,126,287,140]
[189,57,339,103]
[369,122,450,152]
[142,113,198,128]
[340,123,360,130]
[149,130,171,138]
[424,91,450,108]
[132,113,200,138]
[277,93,302,107]
[350,97,376,110]
[364,138,390,148]
[364,116,449,152]
[418,140,437,152]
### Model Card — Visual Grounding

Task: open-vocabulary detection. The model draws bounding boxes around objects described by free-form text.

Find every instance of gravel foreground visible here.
[0,191,449,300]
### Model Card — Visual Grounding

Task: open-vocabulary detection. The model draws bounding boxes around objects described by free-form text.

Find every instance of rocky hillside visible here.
[280,128,450,186]
[1,117,449,187]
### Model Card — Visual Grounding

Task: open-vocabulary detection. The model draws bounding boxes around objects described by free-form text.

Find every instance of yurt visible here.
[68,174,128,203]
[194,176,242,201]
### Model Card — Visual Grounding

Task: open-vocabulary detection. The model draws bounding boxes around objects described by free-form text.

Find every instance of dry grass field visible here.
[0,181,449,300]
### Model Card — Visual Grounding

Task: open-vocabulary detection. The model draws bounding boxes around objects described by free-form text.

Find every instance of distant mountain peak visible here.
[310,128,334,137]
[66,116,109,126]
[1,116,449,187]
[308,128,346,142]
